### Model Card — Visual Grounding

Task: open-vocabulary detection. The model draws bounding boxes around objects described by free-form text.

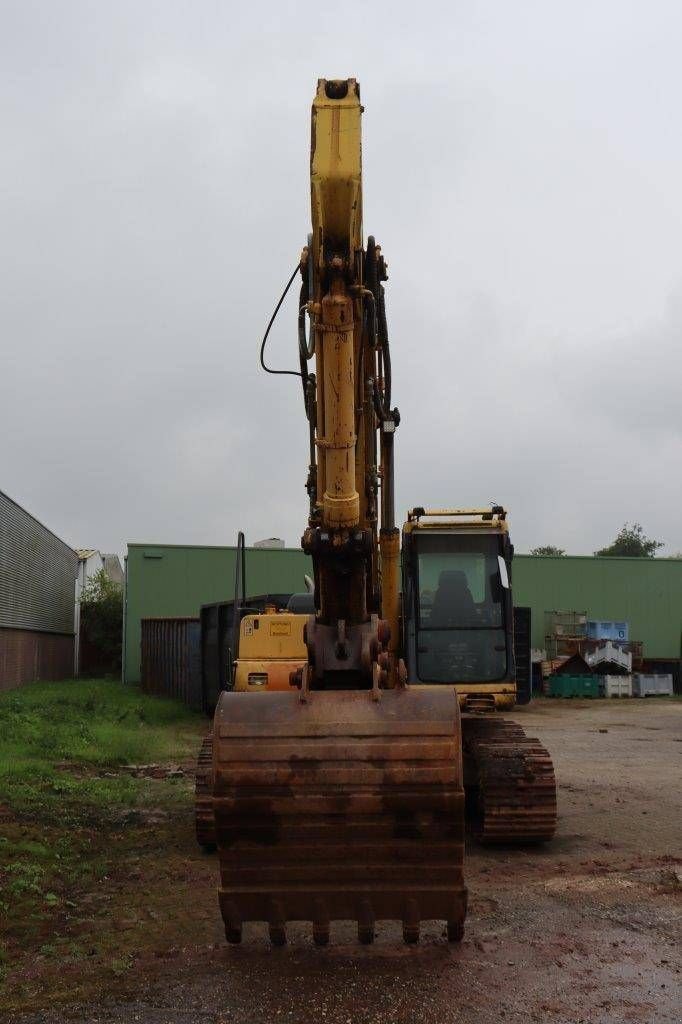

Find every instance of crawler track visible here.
[463,718,557,844]
[194,734,216,851]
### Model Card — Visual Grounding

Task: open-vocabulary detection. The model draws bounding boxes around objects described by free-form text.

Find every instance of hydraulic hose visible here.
[259,263,304,382]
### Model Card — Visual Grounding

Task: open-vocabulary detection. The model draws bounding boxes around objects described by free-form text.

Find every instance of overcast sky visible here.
[2,1,681,558]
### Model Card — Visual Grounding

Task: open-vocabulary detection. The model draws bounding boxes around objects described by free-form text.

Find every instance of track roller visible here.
[357,900,375,944]
[269,924,287,946]
[403,899,420,944]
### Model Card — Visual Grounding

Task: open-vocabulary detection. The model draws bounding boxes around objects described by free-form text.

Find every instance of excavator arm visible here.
[299,78,400,691]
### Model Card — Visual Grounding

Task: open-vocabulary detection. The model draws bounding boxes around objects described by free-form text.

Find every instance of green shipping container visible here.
[548,675,601,698]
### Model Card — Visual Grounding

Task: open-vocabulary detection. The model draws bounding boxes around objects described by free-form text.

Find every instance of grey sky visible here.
[2,1,681,558]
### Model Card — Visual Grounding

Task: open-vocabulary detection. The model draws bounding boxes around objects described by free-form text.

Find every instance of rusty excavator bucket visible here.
[212,686,467,944]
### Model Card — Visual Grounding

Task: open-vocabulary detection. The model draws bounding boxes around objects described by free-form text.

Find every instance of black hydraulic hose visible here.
[356,286,388,422]
[259,264,304,381]
[372,378,389,421]
[377,284,391,409]
[363,288,377,348]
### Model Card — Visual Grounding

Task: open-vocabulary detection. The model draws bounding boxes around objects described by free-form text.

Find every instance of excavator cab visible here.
[402,508,516,711]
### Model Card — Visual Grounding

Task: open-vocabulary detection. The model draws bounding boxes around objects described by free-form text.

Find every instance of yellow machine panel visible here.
[237,613,307,660]
[233,613,306,692]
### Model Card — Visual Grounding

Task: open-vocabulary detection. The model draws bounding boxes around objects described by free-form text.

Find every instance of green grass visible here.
[0,677,199,767]
[0,678,201,822]
[0,679,205,1005]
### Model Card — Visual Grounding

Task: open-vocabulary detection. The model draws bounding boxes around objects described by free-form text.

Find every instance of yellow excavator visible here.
[196,78,556,945]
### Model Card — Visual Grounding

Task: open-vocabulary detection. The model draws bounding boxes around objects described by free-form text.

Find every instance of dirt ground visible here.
[5,698,681,1024]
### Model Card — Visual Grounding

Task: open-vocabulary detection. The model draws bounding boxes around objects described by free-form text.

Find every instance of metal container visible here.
[632,673,673,697]
[200,602,234,714]
[548,675,599,698]
[140,617,201,709]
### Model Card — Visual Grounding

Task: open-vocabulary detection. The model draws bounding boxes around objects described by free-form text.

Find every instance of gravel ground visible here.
[5,699,681,1024]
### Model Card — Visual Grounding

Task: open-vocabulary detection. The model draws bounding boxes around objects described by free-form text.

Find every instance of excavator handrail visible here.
[407,506,507,522]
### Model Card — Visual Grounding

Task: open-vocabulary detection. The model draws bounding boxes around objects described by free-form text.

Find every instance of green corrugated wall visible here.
[512,555,681,654]
[124,545,681,683]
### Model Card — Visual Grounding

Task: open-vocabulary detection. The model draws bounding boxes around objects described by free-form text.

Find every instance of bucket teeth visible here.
[313,899,330,946]
[269,924,287,946]
[223,899,242,944]
[402,898,420,944]
[357,899,375,944]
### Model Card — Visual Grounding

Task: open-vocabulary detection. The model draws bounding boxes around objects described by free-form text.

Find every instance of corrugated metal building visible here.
[123,543,682,685]
[0,490,78,690]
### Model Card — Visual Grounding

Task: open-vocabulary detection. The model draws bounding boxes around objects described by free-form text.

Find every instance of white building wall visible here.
[76,552,105,595]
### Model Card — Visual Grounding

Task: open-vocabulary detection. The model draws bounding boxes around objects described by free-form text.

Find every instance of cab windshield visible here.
[414,532,507,683]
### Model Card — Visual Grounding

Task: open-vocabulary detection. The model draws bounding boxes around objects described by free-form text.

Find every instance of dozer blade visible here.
[212,686,467,945]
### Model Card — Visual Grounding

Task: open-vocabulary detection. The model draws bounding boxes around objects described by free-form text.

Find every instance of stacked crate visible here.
[600,675,633,698]
[632,674,674,697]
[545,610,587,661]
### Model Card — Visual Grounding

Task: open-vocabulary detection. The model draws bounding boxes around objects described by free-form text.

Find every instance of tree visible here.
[530,545,566,556]
[79,569,123,672]
[595,523,663,558]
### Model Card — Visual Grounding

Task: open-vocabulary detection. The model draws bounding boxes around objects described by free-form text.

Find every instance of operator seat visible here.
[286,592,315,614]
[430,570,476,628]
